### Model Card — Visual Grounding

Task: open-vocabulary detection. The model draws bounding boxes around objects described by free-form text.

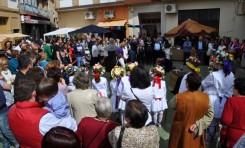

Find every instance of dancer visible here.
[117,62,138,124]
[149,65,168,126]
[202,51,234,146]
[91,63,109,97]
[179,56,201,93]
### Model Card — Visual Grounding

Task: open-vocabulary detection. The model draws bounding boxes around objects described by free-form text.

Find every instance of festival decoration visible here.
[186,56,201,73]
[92,63,106,75]
[149,65,165,89]
[209,51,234,72]
[125,62,138,72]
[111,66,125,80]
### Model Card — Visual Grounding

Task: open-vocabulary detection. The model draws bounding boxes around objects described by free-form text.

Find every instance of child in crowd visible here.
[39,53,48,69]
[149,65,168,126]
[0,57,15,95]
[91,63,109,97]
[110,66,125,115]
[117,62,138,124]
[37,77,70,119]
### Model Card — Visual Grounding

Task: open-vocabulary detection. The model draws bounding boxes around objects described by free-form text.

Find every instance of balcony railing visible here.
[19,3,50,19]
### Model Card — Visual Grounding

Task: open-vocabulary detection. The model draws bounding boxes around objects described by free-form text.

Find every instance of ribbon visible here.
[223,60,232,76]
[140,24,144,29]
[93,73,100,80]
[154,98,162,101]
[153,76,162,89]
[117,78,121,87]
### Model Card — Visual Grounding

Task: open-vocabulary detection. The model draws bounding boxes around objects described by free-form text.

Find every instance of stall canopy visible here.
[44,28,76,39]
[97,20,127,27]
[165,19,218,37]
[0,33,29,49]
[69,25,110,34]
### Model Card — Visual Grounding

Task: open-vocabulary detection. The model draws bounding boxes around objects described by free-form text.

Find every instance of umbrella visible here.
[0,35,7,43]
[165,19,218,37]
[69,25,110,34]
[1,33,29,40]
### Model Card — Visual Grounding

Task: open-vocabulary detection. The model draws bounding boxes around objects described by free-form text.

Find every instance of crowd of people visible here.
[0,33,244,148]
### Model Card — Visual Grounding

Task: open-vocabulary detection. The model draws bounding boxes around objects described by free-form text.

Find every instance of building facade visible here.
[56,0,245,40]
[0,0,21,34]
[20,0,58,40]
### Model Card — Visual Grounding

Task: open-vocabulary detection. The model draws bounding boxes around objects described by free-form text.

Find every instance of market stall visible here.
[43,28,76,40]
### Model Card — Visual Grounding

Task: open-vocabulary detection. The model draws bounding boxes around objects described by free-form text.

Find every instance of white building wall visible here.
[129,0,245,40]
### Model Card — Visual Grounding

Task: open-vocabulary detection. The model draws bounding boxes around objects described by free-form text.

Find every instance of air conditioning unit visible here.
[85,11,95,20]
[104,10,114,19]
[165,4,177,13]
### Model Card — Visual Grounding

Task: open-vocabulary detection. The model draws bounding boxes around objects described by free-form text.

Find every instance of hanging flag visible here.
[140,24,144,29]
[124,21,128,30]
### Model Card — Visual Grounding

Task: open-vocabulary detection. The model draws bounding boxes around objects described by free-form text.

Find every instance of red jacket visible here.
[8,102,48,148]
[221,96,245,148]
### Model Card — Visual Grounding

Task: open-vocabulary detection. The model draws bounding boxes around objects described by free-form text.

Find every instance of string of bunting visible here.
[108,23,144,30]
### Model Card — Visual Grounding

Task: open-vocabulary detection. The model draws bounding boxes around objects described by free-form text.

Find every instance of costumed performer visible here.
[149,65,168,126]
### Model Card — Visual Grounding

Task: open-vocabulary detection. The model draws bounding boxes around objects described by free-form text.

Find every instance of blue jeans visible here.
[76,56,84,67]
[0,111,19,148]
[130,50,136,62]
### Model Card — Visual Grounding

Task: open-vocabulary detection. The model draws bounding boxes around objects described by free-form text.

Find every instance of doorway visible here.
[139,12,161,37]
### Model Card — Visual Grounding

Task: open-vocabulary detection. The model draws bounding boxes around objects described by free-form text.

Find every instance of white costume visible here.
[92,77,110,97]
[151,80,168,112]
[202,70,234,118]
[121,82,154,125]
[178,72,190,93]
[110,80,120,113]
[117,76,130,112]
[179,72,201,93]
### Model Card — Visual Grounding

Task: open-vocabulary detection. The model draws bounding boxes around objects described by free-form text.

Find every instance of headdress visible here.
[125,62,138,72]
[111,66,125,80]
[149,65,165,89]
[92,63,105,80]
[64,65,89,75]
[186,56,201,73]
[209,51,233,75]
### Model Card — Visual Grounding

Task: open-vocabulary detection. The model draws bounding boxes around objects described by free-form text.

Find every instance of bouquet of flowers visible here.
[92,63,106,75]
[80,66,89,75]
[149,65,165,78]
[65,65,78,75]
[111,66,125,80]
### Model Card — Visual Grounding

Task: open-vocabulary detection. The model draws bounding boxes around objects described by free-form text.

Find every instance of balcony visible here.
[19,3,50,19]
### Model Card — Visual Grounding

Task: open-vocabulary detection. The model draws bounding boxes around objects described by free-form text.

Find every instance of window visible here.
[0,17,8,25]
